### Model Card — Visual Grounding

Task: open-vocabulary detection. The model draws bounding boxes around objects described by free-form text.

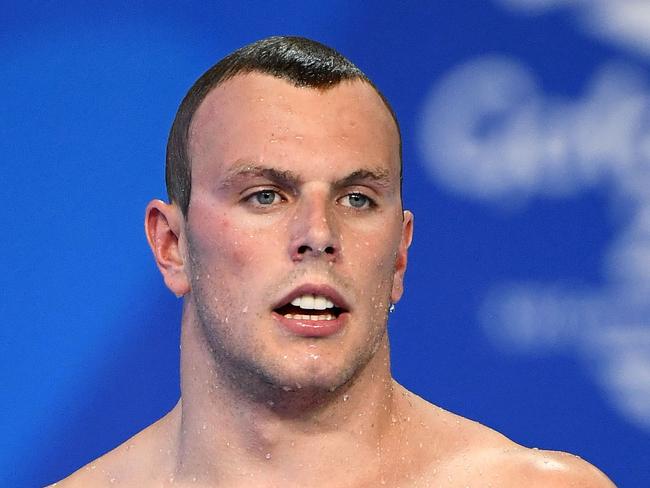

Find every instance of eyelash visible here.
[244,189,286,207]
[338,192,376,209]
[242,189,377,210]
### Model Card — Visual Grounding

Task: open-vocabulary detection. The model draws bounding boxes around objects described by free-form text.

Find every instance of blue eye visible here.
[342,193,372,209]
[246,189,283,207]
[255,190,278,205]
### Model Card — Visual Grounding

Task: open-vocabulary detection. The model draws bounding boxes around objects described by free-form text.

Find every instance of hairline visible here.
[167,55,403,217]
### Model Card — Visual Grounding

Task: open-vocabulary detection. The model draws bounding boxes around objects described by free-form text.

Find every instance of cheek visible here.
[343,228,400,311]
[194,215,280,272]
[344,222,400,271]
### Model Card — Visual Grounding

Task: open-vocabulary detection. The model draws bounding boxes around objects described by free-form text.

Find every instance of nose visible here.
[289,191,340,263]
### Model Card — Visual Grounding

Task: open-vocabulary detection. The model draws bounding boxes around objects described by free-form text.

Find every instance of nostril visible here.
[294,244,336,258]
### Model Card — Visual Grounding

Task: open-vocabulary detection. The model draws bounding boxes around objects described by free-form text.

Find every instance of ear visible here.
[145,199,191,297]
[390,210,414,304]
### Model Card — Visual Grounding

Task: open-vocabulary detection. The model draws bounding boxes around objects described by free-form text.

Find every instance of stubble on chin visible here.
[184,234,392,405]
[190,279,389,406]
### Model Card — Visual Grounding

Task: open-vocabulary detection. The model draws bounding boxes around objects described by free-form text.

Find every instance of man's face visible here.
[183,73,412,393]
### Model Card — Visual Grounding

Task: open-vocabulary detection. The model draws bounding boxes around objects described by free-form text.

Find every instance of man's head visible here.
[147,36,412,398]
[165,36,402,216]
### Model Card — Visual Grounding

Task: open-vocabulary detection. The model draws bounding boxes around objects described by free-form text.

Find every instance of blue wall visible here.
[2,1,648,486]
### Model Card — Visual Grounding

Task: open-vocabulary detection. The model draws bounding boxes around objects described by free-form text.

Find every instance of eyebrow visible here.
[219,162,394,191]
[335,168,392,189]
[219,163,301,190]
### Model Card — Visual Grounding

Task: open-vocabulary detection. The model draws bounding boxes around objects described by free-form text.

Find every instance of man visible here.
[53,36,615,487]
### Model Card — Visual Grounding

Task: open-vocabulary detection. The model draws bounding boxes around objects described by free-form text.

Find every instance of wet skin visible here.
[51,74,615,487]
[179,72,412,398]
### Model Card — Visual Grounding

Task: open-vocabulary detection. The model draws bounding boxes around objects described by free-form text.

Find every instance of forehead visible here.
[187,73,400,182]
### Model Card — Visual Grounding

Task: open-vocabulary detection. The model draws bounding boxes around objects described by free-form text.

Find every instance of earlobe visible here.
[145,199,191,297]
[390,210,414,304]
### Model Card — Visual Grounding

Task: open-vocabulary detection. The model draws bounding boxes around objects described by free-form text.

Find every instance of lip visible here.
[272,283,351,338]
[272,283,351,312]
[272,311,349,337]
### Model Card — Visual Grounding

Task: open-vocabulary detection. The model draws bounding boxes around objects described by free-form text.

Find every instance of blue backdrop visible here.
[3,1,648,486]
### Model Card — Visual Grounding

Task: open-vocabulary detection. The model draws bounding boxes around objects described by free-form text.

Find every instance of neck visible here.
[171,307,406,486]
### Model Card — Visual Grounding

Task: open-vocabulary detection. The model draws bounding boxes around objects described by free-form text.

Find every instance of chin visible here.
[260,328,386,395]
[257,348,370,396]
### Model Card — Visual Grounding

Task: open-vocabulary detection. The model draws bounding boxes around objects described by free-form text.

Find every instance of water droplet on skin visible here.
[109,477,116,484]
[242,306,248,313]
[201,423,207,430]
[265,452,272,460]
[343,394,349,401]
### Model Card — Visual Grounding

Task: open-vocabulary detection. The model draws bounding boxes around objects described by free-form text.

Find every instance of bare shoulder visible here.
[398,388,616,487]
[449,418,615,486]
[465,446,617,487]
[46,407,179,487]
[46,451,119,488]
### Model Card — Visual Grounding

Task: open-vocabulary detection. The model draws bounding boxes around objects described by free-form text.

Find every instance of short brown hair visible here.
[166,35,401,216]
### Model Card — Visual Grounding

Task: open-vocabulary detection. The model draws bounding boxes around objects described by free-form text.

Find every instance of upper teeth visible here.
[291,294,335,310]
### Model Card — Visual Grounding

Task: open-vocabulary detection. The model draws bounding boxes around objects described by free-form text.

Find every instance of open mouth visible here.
[274,294,346,321]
